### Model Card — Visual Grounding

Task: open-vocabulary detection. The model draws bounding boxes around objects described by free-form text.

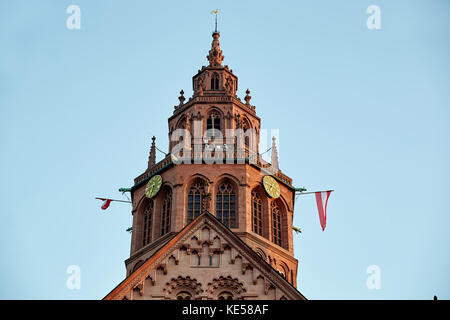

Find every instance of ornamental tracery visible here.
[187,178,207,224]
[215,181,237,228]
[163,276,203,299]
[206,276,247,300]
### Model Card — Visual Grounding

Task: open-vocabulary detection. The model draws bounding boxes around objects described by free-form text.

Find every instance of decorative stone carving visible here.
[225,76,233,95]
[196,76,204,96]
[163,276,203,299]
[202,193,211,212]
[244,89,251,105]
[206,276,247,299]
[105,213,304,300]
[133,282,144,296]
[235,113,241,129]
[207,32,224,67]
[178,89,185,106]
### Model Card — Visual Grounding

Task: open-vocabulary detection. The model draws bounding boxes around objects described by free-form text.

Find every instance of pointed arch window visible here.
[187,179,206,224]
[176,116,186,129]
[271,202,282,246]
[277,265,287,279]
[216,182,237,228]
[142,200,154,247]
[211,73,219,90]
[242,119,251,150]
[172,116,187,152]
[161,189,172,236]
[252,190,262,236]
[206,111,221,137]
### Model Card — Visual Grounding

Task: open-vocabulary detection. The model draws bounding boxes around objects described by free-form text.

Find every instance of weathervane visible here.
[211,9,219,32]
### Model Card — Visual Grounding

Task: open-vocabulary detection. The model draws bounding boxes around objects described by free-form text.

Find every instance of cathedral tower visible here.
[104,30,305,300]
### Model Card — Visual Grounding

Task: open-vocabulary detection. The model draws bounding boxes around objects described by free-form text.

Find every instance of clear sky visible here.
[1,0,449,300]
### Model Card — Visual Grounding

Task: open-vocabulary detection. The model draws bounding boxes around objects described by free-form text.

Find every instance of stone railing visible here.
[134,155,173,185]
[133,145,292,187]
[253,155,293,186]
[173,94,255,116]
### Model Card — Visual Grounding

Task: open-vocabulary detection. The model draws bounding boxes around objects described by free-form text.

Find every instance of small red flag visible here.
[315,191,332,231]
[101,199,112,210]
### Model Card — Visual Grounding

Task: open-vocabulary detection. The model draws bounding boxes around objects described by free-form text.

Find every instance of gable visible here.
[104,212,305,300]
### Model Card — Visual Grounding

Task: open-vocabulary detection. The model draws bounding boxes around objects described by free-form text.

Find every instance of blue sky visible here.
[0,0,449,299]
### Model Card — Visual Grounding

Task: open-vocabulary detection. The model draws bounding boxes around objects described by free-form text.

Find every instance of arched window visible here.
[277,266,287,279]
[252,190,262,236]
[176,116,186,129]
[245,136,250,149]
[187,179,206,224]
[211,73,219,90]
[171,116,187,151]
[242,119,251,149]
[271,202,282,246]
[216,182,236,228]
[218,291,233,300]
[161,189,172,236]
[142,200,154,247]
[206,111,221,138]
[176,291,192,300]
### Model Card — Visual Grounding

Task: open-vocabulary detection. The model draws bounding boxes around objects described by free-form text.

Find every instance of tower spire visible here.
[271,136,280,171]
[207,10,224,67]
[207,31,224,67]
[148,136,156,168]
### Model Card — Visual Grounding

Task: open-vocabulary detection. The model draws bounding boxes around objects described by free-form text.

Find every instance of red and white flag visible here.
[315,191,332,231]
[100,199,112,210]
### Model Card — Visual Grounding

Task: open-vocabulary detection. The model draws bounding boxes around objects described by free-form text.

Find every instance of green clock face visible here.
[145,175,163,198]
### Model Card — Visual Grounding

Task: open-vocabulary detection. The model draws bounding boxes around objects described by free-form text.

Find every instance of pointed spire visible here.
[271,136,279,171]
[148,136,156,168]
[207,32,224,67]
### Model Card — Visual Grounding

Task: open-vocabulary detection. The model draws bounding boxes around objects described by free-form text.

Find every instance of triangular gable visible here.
[104,212,305,300]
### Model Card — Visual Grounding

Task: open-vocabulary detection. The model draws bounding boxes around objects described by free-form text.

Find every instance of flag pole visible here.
[295,190,334,195]
[95,197,131,203]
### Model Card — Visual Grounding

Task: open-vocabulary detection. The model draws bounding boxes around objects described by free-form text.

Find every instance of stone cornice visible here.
[170,94,259,121]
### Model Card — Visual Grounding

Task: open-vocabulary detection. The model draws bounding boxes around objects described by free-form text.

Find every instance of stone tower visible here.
[104,30,305,300]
